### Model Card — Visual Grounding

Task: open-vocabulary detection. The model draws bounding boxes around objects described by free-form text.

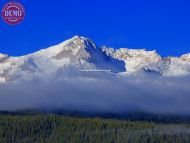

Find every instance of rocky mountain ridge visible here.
[0,36,189,82]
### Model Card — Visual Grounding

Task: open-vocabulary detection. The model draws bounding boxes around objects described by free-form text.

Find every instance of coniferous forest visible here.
[0,113,190,143]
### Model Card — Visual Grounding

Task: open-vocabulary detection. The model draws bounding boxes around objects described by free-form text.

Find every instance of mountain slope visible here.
[0,36,126,82]
[102,47,190,76]
[102,47,161,72]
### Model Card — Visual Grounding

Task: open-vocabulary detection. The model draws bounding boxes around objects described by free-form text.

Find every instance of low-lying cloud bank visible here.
[0,71,190,115]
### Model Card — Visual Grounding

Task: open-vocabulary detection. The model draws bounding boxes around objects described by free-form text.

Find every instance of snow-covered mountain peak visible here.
[0,36,126,82]
[143,55,190,76]
[20,36,99,66]
[102,47,160,59]
[102,47,161,72]
[102,47,190,76]
[59,35,96,48]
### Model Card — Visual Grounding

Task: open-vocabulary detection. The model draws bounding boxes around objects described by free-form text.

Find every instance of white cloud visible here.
[0,71,190,115]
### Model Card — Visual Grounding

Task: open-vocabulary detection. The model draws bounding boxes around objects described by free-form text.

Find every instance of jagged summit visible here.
[0,36,125,82]
[102,47,161,72]
[0,36,189,82]
[29,35,96,57]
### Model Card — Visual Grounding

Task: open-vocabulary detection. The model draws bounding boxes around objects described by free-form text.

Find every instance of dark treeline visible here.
[0,114,190,143]
[1,111,190,123]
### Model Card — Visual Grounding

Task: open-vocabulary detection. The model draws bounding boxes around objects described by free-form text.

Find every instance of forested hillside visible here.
[0,115,190,143]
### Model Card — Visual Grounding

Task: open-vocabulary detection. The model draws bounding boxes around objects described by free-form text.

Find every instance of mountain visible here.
[102,47,161,73]
[0,36,190,82]
[144,57,190,76]
[0,36,125,82]
[102,48,190,76]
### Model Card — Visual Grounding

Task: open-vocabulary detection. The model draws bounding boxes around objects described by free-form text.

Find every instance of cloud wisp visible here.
[0,71,190,115]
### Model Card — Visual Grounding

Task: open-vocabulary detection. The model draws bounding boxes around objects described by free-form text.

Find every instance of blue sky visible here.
[0,0,190,57]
